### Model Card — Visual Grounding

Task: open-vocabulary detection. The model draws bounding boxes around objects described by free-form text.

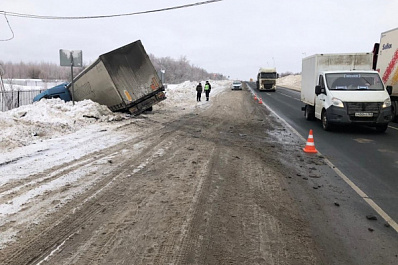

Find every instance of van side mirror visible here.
[386,85,393,95]
[315,85,322,95]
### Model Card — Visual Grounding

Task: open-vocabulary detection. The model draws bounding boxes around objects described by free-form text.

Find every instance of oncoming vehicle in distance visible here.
[231,80,242,90]
[257,68,278,91]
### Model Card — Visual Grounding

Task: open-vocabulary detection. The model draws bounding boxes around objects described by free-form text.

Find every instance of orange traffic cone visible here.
[303,129,318,153]
[254,95,258,100]
[258,98,263,104]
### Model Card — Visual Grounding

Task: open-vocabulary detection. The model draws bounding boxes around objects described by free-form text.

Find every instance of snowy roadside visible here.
[0,80,232,152]
[0,80,232,248]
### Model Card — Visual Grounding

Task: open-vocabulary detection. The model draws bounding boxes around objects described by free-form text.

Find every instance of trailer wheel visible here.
[304,105,315,121]
[321,110,332,131]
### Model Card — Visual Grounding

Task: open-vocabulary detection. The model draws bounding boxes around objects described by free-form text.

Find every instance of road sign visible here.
[60,49,82,67]
[59,49,83,105]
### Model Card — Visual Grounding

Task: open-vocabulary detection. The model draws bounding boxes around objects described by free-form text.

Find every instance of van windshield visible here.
[325,73,384,91]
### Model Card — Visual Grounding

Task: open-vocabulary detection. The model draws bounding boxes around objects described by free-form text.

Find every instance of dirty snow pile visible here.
[277,75,301,91]
[0,98,127,151]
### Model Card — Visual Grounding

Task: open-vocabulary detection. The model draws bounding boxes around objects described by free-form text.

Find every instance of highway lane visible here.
[247,83,398,227]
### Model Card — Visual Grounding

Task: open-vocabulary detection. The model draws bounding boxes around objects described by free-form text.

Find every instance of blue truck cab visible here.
[33,83,71,102]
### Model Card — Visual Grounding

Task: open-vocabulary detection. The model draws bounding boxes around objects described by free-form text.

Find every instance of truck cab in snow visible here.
[301,53,392,132]
[33,83,70,102]
[33,40,166,115]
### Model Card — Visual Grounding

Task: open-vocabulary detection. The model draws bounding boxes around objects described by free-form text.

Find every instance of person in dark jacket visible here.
[196,82,203,101]
[204,81,211,101]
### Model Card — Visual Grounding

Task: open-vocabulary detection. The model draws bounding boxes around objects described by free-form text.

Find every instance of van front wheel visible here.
[321,110,332,131]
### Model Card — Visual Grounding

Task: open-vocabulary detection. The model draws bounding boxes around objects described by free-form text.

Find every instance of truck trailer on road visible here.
[301,53,392,132]
[34,40,166,115]
[373,27,398,121]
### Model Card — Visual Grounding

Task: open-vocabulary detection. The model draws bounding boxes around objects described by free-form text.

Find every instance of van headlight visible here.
[331,97,344,108]
[382,98,391,108]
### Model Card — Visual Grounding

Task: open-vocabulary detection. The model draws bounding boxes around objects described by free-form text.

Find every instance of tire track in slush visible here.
[24,112,205,265]
[0,117,173,264]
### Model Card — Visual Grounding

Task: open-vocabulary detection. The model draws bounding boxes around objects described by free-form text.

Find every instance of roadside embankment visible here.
[277,75,301,91]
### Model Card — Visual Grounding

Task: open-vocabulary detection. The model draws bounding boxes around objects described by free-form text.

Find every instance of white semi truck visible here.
[301,53,392,132]
[256,68,277,91]
[373,27,398,121]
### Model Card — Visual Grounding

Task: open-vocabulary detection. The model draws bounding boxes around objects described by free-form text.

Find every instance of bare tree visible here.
[28,65,41,79]
[149,54,226,83]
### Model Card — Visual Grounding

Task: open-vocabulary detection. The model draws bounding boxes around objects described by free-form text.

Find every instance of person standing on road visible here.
[196,82,203,102]
[204,81,211,101]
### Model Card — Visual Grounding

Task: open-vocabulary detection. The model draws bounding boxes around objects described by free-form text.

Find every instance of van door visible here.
[315,75,326,120]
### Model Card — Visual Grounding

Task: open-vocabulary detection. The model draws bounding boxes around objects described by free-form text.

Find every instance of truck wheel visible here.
[305,105,315,121]
[375,124,388,133]
[321,110,332,131]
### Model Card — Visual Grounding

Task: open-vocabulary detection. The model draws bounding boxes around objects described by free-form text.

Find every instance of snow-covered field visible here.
[2,79,64,91]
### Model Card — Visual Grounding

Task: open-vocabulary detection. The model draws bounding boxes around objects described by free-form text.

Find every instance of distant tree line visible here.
[149,54,226,83]
[0,55,226,84]
[0,61,78,81]
[279,71,301,77]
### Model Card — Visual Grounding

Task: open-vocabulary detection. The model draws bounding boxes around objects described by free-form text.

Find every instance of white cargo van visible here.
[301,53,392,132]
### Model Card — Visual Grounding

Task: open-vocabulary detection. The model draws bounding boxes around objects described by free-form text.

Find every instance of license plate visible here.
[355,112,373,117]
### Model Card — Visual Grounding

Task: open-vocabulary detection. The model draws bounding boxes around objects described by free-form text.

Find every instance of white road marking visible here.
[388,125,398,131]
[278,91,301,101]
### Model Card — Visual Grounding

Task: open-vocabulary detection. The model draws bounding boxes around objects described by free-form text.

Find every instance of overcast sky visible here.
[1,0,397,81]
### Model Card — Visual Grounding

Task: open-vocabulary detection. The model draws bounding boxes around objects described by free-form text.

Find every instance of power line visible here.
[0,13,14,41]
[0,0,223,20]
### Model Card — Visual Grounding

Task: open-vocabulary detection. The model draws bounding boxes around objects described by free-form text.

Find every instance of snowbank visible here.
[0,98,125,151]
[277,75,301,91]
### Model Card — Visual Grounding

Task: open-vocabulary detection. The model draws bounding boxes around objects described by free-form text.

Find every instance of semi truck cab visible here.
[33,83,71,102]
[257,68,277,91]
